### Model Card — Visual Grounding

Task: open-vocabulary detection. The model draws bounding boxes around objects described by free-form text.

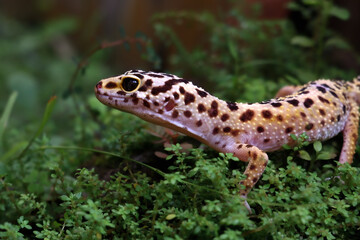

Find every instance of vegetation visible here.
[1,0,359,239]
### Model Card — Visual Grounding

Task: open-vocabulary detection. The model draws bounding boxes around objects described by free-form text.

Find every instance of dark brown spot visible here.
[305,123,314,130]
[240,109,255,122]
[337,115,341,122]
[222,144,226,148]
[316,86,326,93]
[179,87,185,94]
[271,102,282,107]
[105,82,117,89]
[342,105,346,114]
[320,120,325,126]
[148,73,164,78]
[231,130,240,136]
[319,109,326,116]
[132,98,139,105]
[184,93,195,105]
[146,95,150,100]
[299,90,310,95]
[138,86,147,92]
[211,100,218,108]
[196,120,202,127]
[208,101,219,117]
[285,127,293,133]
[264,139,270,143]
[221,114,230,122]
[117,90,126,95]
[318,96,330,104]
[253,152,258,159]
[223,127,231,133]
[108,96,113,100]
[133,74,144,79]
[246,144,253,148]
[212,127,220,135]
[237,144,243,149]
[304,98,314,108]
[249,164,256,170]
[277,115,283,121]
[321,83,332,89]
[173,92,180,100]
[196,88,208,97]
[257,126,265,133]
[330,91,339,98]
[198,104,206,113]
[226,101,239,111]
[287,99,299,106]
[172,110,179,118]
[252,177,258,183]
[165,99,176,111]
[153,101,159,106]
[143,100,150,108]
[145,79,153,86]
[151,79,186,95]
[158,109,163,114]
[331,117,335,122]
[300,112,306,118]
[262,110,273,119]
[184,111,192,118]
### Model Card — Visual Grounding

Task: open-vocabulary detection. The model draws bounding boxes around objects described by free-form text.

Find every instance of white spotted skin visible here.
[95,70,360,211]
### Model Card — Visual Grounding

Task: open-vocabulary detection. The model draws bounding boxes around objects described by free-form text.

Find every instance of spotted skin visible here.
[95,70,360,211]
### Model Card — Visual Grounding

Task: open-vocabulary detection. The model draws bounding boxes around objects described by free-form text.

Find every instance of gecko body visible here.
[95,70,360,210]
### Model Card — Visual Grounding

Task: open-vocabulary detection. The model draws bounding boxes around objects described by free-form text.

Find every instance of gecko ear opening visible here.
[120,76,141,93]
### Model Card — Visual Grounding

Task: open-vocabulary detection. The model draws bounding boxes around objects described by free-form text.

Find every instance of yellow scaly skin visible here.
[95,70,360,212]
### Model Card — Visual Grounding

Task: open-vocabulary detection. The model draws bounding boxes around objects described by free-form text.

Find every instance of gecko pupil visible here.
[122,77,140,92]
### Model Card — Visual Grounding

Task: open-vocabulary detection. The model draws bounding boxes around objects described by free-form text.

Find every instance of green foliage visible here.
[152,0,356,102]
[1,0,360,239]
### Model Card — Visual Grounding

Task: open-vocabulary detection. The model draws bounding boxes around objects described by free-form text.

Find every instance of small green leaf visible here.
[290,134,297,141]
[313,141,322,152]
[325,37,351,50]
[283,144,291,150]
[317,152,337,160]
[166,214,176,220]
[291,36,314,48]
[299,150,311,161]
[0,92,18,148]
[329,6,350,20]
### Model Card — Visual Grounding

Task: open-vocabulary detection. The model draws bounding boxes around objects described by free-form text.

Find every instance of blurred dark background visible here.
[1,0,359,71]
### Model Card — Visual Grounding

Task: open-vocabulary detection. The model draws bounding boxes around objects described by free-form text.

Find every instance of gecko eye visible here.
[120,76,141,92]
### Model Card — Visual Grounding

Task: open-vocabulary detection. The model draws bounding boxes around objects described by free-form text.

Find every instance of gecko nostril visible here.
[96,81,103,89]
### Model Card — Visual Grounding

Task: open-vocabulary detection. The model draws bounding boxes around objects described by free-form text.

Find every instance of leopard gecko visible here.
[95,70,360,211]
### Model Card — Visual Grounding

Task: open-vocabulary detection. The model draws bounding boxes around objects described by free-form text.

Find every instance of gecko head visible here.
[95,70,208,127]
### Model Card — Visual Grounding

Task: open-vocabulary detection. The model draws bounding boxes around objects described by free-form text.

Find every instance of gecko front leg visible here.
[233,144,269,212]
[339,101,359,164]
